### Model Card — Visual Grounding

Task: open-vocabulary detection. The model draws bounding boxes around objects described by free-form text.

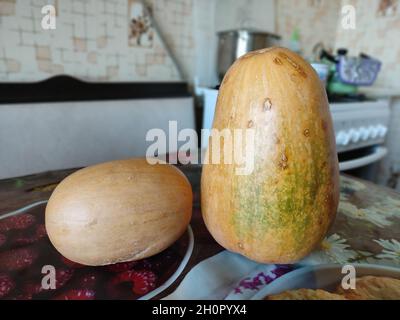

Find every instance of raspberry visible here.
[76,273,98,288]
[54,289,95,300]
[106,261,137,273]
[12,236,36,246]
[0,214,36,233]
[55,268,74,289]
[110,270,157,296]
[0,234,6,247]
[130,270,157,295]
[11,224,47,246]
[22,281,43,296]
[0,273,15,298]
[0,247,38,271]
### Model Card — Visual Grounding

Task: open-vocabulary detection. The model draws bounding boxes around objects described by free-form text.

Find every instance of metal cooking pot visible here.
[217,29,281,81]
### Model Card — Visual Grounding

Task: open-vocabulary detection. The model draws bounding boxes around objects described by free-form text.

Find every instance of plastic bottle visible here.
[289,28,302,55]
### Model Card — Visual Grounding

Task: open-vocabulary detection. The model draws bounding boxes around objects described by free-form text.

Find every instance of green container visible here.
[326,62,358,95]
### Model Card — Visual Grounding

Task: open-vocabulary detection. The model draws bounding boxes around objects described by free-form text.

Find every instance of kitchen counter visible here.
[360,86,400,98]
[0,165,399,299]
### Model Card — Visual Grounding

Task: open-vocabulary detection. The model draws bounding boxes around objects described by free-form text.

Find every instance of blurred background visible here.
[0,0,399,190]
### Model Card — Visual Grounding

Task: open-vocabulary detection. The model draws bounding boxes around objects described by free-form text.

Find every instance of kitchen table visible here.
[0,165,399,300]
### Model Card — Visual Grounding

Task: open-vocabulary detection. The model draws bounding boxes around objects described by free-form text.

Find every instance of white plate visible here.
[251,263,400,300]
[139,225,195,300]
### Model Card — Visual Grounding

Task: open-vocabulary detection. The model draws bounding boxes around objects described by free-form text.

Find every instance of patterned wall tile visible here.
[0,0,193,82]
[335,0,400,88]
[0,0,16,16]
[276,0,342,58]
[0,0,398,89]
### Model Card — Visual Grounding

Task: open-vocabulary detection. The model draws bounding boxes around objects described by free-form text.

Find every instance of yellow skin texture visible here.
[46,159,192,266]
[201,47,339,264]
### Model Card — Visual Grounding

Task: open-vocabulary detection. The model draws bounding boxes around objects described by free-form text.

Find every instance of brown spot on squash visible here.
[273,57,283,65]
[263,98,272,111]
[278,152,288,170]
[247,120,254,128]
[303,129,310,137]
[278,162,288,170]
[278,52,307,78]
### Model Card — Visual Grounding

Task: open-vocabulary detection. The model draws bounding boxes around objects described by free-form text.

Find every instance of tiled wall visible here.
[276,0,342,59]
[335,0,400,88]
[215,0,275,33]
[1,0,399,87]
[277,0,400,88]
[276,0,400,83]
[0,0,274,86]
[0,0,196,82]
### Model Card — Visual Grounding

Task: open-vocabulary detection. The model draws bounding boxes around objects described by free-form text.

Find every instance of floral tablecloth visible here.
[301,175,400,267]
[0,166,399,300]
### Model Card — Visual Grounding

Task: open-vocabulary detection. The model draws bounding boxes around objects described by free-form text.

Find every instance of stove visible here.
[330,98,390,173]
[331,99,389,153]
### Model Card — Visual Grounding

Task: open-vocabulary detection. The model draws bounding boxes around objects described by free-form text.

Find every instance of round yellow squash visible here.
[201,47,339,264]
[46,158,192,266]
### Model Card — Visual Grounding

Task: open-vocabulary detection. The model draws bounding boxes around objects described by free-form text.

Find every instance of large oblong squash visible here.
[201,47,339,264]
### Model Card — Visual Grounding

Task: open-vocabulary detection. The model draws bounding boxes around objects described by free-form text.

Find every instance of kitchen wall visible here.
[192,0,217,87]
[335,0,400,88]
[0,0,341,84]
[1,0,398,86]
[215,0,275,33]
[276,0,342,58]
[0,0,278,86]
[0,0,210,83]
